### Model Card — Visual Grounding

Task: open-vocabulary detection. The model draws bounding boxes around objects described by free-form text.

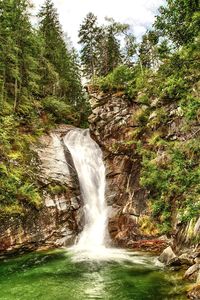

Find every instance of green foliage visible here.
[78,14,136,79]
[155,0,200,46]
[0,115,42,215]
[160,76,188,101]
[0,0,89,216]
[180,96,200,121]
[97,65,136,92]
[42,97,78,123]
[138,138,200,233]
[47,184,68,195]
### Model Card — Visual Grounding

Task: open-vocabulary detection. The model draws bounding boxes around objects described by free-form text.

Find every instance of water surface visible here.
[0,249,187,300]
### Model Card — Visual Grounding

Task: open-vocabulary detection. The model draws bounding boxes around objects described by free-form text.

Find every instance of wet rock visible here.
[130,239,167,253]
[158,246,179,265]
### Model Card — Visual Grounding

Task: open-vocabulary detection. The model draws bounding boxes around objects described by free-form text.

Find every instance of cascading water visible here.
[63,129,109,255]
[63,129,150,262]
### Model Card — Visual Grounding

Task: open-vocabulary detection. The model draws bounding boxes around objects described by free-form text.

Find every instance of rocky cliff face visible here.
[0,90,199,255]
[0,125,83,256]
[88,88,200,252]
[88,91,150,247]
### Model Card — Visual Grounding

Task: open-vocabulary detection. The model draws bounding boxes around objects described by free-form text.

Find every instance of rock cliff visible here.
[88,88,200,252]
[88,91,149,247]
[0,125,83,255]
[0,90,199,255]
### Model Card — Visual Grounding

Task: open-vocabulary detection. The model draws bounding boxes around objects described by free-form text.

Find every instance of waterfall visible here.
[63,128,144,261]
[63,129,108,251]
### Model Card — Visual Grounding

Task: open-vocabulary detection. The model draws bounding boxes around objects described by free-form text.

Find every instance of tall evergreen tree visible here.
[139,31,159,70]
[0,0,40,111]
[78,12,103,79]
[38,0,83,104]
[97,20,123,76]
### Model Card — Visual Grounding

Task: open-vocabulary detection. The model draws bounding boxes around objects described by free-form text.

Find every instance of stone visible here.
[149,111,157,120]
[197,271,200,283]
[45,197,55,207]
[36,132,72,184]
[184,264,200,280]
[158,246,178,265]
[195,258,200,264]
[179,253,194,266]
[150,98,159,107]
[70,197,80,210]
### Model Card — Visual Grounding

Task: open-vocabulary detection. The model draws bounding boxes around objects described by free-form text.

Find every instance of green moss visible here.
[47,184,68,195]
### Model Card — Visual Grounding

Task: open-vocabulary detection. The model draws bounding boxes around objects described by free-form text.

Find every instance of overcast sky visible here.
[32,0,165,48]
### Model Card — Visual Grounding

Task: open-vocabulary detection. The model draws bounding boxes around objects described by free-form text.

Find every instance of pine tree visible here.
[78,12,103,79]
[97,22,122,76]
[139,31,159,70]
[0,0,40,111]
[38,0,83,105]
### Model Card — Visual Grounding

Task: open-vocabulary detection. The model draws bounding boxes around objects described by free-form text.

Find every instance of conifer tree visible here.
[97,20,122,76]
[0,0,39,111]
[139,31,159,70]
[78,12,103,79]
[38,0,83,104]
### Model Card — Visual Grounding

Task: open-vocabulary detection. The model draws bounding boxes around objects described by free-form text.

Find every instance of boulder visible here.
[158,246,180,266]
[184,264,200,280]
[179,253,194,266]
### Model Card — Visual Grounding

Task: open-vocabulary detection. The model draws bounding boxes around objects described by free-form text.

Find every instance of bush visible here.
[97,65,135,92]
[42,96,78,123]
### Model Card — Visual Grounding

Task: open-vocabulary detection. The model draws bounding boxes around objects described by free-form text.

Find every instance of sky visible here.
[32,0,165,48]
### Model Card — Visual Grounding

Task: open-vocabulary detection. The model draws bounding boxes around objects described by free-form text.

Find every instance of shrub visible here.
[98,65,135,92]
[42,96,78,123]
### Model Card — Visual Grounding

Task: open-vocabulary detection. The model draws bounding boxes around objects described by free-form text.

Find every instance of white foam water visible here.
[64,129,109,259]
